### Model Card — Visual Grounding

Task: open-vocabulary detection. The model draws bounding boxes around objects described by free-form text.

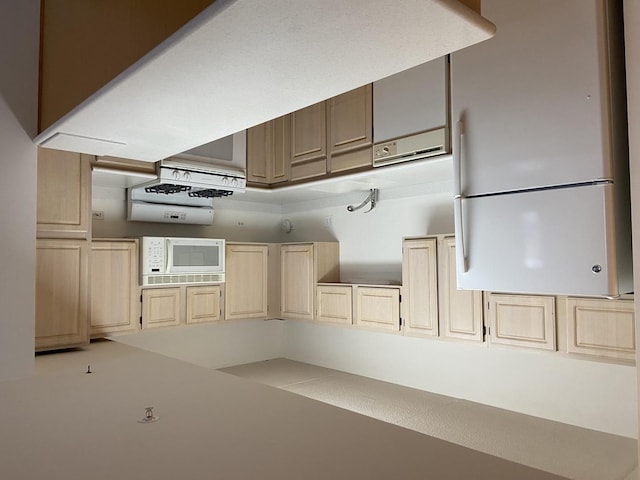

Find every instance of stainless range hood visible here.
[35,0,495,161]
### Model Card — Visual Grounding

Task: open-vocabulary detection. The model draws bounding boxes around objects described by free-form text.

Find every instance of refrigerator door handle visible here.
[453,120,463,197]
[453,120,468,273]
[454,198,468,273]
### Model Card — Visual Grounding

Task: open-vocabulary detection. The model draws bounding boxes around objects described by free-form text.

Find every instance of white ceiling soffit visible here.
[35,0,495,162]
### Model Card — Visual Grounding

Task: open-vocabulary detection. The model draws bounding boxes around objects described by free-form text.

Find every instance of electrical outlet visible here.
[92,211,105,220]
[324,216,332,227]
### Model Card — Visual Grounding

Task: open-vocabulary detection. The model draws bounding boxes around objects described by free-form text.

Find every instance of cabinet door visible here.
[270,114,291,184]
[225,244,269,320]
[355,287,400,331]
[328,84,372,173]
[142,288,182,329]
[440,236,483,341]
[402,238,438,336]
[566,297,635,360]
[246,121,271,184]
[247,117,290,185]
[290,102,327,181]
[316,285,352,325]
[90,241,139,336]
[35,239,89,350]
[37,148,91,239]
[186,285,222,324]
[281,244,315,321]
[487,293,556,351]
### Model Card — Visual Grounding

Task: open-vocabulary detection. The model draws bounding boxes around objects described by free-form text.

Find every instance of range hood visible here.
[128,189,214,225]
[35,0,495,161]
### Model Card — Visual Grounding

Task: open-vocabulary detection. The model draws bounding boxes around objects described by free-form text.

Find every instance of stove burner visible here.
[145,184,192,195]
[188,189,234,199]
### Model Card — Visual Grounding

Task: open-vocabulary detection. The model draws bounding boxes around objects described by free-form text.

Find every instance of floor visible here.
[220,358,638,480]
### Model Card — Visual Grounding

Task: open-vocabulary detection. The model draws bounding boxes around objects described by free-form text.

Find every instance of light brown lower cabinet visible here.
[36,238,90,351]
[142,285,224,329]
[316,284,353,325]
[355,286,401,332]
[566,297,635,360]
[90,240,139,337]
[486,293,556,351]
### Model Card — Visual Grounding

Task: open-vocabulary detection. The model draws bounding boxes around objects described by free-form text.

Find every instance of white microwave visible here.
[140,236,225,286]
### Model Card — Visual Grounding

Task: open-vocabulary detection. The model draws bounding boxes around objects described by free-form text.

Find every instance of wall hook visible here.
[347,188,378,213]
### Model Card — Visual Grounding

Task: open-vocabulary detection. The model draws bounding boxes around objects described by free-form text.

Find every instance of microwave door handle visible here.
[453,120,468,273]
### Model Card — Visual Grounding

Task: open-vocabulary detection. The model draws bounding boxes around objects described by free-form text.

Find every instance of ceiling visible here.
[36,0,495,161]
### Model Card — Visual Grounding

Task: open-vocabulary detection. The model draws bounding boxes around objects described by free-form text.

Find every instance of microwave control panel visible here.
[142,237,165,274]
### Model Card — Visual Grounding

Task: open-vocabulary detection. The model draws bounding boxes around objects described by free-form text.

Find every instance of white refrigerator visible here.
[451,0,632,296]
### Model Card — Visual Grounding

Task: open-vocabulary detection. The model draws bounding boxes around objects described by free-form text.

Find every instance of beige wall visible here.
[0,0,40,381]
[623,0,640,467]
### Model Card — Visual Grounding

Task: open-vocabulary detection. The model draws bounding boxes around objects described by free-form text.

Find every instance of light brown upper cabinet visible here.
[37,148,91,239]
[35,239,90,351]
[402,238,439,337]
[186,285,223,325]
[225,243,270,320]
[566,297,635,360]
[439,236,483,342]
[316,284,353,325]
[280,242,340,321]
[36,147,92,351]
[90,240,140,337]
[290,102,328,182]
[141,287,183,329]
[486,293,556,351]
[247,116,290,185]
[355,286,401,332]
